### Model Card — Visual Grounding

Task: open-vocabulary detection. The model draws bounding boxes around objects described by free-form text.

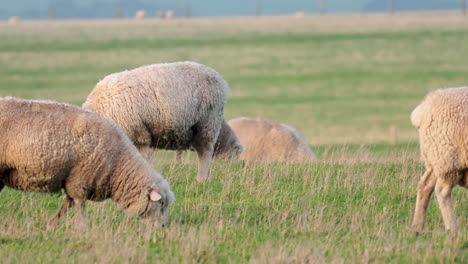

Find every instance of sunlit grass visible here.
[1,149,467,262]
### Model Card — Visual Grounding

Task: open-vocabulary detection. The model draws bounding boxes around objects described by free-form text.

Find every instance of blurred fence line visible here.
[4,0,468,19]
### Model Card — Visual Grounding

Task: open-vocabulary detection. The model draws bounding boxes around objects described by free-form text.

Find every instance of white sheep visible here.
[228,117,317,163]
[411,87,468,232]
[0,97,175,230]
[83,61,228,182]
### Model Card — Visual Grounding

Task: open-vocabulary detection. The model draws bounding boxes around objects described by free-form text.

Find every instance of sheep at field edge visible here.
[0,97,175,230]
[176,119,244,161]
[83,61,229,182]
[227,117,317,163]
[135,10,145,19]
[411,87,468,232]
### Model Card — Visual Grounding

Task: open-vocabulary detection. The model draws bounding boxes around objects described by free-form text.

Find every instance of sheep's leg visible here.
[434,178,458,231]
[193,135,216,181]
[74,199,89,230]
[412,167,436,231]
[195,147,214,182]
[193,114,222,182]
[0,181,4,192]
[47,195,74,230]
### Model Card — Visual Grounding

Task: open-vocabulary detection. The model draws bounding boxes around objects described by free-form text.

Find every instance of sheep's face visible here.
[213,136,244,161]
[140,189,174,228]
[213,121,244,161]
[216,142,244,160]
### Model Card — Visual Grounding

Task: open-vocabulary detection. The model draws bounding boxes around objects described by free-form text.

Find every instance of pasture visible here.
[1,12,468,263]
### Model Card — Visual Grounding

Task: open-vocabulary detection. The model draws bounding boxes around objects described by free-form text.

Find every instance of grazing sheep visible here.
[228,117,317,163]
[0,97,175,230]
[176,119,244,161]
[213,120,244,160]
[83,61,228,182]
[411,87,468,232]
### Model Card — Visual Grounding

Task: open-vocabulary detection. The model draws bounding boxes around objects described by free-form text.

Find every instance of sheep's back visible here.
[229,117,316,163]
[0,98,129,192]
[416,87,468,174]
[279,124,317,162]
[84,62,228,146]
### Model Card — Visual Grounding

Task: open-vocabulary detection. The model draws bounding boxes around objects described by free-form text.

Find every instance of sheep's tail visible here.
[410,102,425,128]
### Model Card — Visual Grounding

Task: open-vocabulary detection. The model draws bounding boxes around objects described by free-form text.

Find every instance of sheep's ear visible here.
[150,190,162,201]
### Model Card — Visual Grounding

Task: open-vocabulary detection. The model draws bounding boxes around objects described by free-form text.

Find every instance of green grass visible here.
[1,13,468,263]
[1,158,467,262]
[2,19,467,143]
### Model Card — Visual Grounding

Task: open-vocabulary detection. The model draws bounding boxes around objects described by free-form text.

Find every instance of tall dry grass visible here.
[1,147,467,263]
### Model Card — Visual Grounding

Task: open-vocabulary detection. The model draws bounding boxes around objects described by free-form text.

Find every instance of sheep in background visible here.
[212,119,244,160]
[83,61,228,182]
[135,10,146,20]
[411,87,468,232]
[0,97,174,230]
[8,16,20,25]
[176,119,244,161]
[228,117,317,163]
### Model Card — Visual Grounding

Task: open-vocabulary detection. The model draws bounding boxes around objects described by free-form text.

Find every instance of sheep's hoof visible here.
[414,230,423,237]
[412,225,424,237]
[445,228,459,238]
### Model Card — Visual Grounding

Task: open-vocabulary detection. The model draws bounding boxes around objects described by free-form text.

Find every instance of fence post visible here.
[256,1,262,16]
[48,4,56,19]
[388,0,396,14]
[185,0,191,18]
[114,0,123,18]
[318,0,326,15]
[463,0,467,16]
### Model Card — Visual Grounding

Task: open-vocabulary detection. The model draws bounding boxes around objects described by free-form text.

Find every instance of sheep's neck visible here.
[110,157,149,211]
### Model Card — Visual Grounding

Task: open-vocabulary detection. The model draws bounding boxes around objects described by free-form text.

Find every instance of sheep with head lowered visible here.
[411,87,468,232]
[212,119,244,160]
[176,119,244,162]
[0,97,174,230]
[228,117,317,163]
[83,61,233,182]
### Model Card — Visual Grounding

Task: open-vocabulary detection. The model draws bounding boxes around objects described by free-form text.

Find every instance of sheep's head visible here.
[213,141,244,161]
[137,183,175,229]
[213,121,244,161]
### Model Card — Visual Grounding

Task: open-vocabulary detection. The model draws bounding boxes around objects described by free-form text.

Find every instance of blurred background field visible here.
[0,12,468,263]
[1,13,468,145]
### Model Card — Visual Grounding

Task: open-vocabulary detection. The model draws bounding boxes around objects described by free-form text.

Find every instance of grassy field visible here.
[0,12,468,263]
